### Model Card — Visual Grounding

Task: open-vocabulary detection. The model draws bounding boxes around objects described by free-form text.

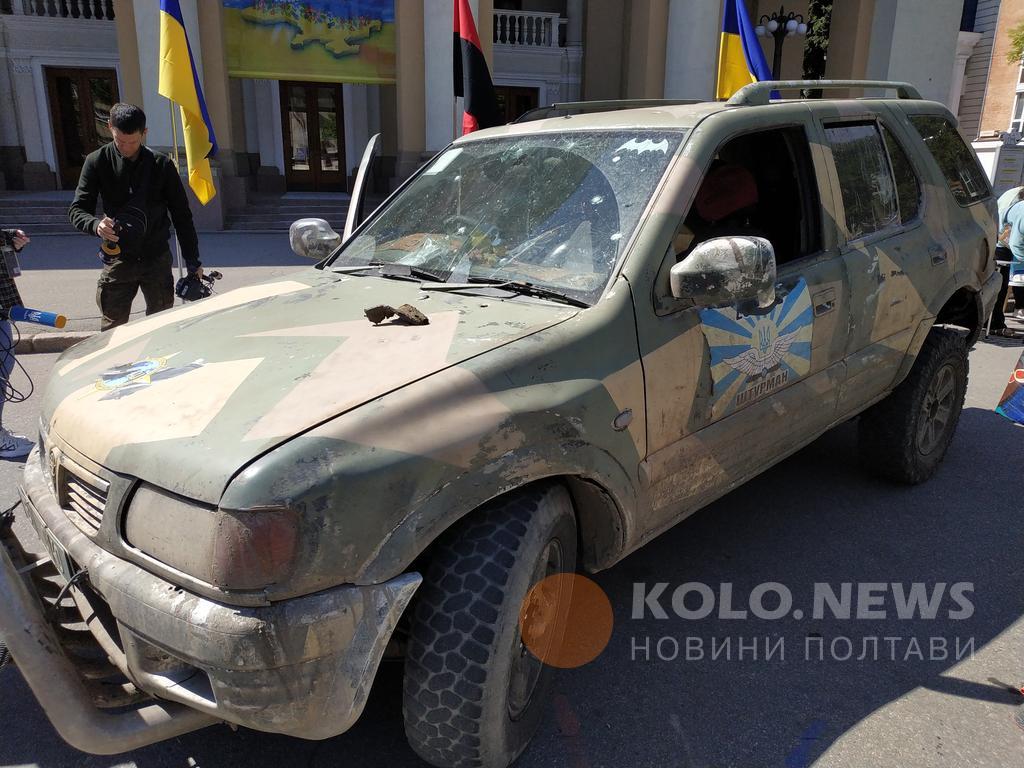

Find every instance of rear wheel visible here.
[858,327,968,484]
[403,484,577,768]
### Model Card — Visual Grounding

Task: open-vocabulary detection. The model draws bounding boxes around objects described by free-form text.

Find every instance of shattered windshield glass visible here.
[330,130,686,304]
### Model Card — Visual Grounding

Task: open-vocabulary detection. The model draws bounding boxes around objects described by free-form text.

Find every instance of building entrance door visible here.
[495,86,539,123]
[280,81,347,192]
[45,67,119,189]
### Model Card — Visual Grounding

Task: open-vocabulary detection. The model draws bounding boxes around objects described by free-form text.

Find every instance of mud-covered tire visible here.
[858,327,968,484]
[0,638,10,671]
[403,484,577,768]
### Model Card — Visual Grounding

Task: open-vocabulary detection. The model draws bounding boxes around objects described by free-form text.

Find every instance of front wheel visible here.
[858,327,968,484]
[403,484,577,768]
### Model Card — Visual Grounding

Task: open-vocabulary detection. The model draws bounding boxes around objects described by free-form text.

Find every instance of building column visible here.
[663,0,722,101]
[566,0,584,47]
[114,0,143,106]
[252,79,286,195]
[395,0,426,184]
[625,0,669,99]
[825,0,875,81]
[950,31,983,114]
[424,0,454,152]
[863,0,962,104]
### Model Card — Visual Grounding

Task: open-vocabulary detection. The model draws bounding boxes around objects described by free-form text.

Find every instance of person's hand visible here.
[192,266,204,280]
[96,216,119,242]
[11,230,29,250]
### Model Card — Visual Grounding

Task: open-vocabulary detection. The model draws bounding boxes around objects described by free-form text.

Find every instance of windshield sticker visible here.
[422,147,464,175]
[615,138,670,156]
[698,277,813,419]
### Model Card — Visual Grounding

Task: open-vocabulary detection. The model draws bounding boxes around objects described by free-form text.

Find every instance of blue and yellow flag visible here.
[158,0,218,205]
[716,0,772,100]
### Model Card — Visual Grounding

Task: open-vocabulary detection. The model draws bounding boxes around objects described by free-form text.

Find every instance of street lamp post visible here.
[754,6,809,80]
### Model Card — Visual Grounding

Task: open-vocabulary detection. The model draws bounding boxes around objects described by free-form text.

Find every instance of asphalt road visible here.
[1,333,1023,768]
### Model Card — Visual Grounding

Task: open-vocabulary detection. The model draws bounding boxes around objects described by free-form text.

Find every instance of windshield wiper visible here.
[332,262,450,283]
[424,277,590,308]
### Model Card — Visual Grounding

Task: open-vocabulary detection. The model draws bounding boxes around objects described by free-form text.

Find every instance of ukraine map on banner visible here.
[223,1,396,84]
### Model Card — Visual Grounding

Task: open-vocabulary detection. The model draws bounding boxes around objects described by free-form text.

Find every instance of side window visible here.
[673,126,821,266]
[824,122,899,240]
[881,125,921,223]
[909,115,990,205]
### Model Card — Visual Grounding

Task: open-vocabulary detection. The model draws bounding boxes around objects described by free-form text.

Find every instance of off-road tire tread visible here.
[403,485,557,768]
[858,327,968,484]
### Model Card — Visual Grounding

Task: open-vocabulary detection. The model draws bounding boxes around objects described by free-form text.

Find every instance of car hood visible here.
[42,269,577,504]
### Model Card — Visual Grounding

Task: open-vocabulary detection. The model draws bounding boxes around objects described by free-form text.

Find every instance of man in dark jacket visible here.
[69,103,203,331]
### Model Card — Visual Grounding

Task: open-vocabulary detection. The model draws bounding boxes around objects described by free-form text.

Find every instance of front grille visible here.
[56,457,109,537]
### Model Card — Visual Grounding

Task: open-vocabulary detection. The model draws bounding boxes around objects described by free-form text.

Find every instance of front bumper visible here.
[1,448,421,754]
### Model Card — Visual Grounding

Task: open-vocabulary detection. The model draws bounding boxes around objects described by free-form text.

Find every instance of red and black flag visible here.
[453,0,500,135]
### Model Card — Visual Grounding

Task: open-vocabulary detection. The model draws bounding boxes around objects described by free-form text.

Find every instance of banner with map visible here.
[223,1,396,84]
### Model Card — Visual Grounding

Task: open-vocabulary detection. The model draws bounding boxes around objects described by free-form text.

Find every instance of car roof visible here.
[453,80,939,144]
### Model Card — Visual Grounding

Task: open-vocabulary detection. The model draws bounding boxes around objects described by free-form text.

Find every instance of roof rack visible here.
[726,80,922,107]
[514,99,702,123]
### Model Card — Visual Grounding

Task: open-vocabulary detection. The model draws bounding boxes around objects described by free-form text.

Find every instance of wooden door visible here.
[45,67,119,189]
[280,81,347,192]
[495,86,539,124]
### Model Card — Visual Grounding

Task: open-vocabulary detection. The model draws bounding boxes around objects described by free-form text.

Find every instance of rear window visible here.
[881,125,921,223]
[909,115,990,206]
[824,122,899,240]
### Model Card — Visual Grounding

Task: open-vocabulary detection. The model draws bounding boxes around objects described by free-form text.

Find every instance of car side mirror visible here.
[670,236,777,312]
[289,218,342,260]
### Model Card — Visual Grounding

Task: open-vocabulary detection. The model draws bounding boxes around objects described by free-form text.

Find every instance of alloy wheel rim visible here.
[917,363,956,456]
[508,539,563,721]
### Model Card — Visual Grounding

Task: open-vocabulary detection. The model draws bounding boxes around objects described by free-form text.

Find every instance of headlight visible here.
[125,483,298,591]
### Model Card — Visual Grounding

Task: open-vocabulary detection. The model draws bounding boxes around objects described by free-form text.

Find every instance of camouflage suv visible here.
[0,81,1000,767]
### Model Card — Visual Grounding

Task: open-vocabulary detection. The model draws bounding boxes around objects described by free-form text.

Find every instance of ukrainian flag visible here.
[716,0,773,100]
[158,0,218,205]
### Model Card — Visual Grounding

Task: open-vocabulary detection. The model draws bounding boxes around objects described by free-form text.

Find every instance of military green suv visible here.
[0,81,1000,767]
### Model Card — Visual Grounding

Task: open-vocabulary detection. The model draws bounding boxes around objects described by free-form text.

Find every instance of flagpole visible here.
[167,100,186,301]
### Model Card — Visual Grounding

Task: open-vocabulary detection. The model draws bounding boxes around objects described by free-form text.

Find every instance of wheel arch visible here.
[934,284,984,347]
[357,445,636,584]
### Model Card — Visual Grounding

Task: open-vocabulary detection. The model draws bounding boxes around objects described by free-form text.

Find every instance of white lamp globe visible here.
[755,24,766,36]
[767,19,778,32]
[797,22,808,34]
[786,18,798,32]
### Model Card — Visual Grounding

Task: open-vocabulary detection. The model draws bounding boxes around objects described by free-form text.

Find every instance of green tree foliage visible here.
[802,0,833,97]
[1007,21,1024,64]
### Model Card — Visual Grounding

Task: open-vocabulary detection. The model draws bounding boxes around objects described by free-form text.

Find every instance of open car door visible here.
[343,133,382,242]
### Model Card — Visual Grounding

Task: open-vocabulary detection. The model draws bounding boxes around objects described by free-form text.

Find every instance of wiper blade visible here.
[424,278,590,308]
[332,262,450,283]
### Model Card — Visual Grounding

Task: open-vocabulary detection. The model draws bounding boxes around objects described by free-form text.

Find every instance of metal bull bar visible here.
[0,523,215,755]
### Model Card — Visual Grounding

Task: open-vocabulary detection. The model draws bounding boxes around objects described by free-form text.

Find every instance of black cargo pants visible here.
[96,248,174,331]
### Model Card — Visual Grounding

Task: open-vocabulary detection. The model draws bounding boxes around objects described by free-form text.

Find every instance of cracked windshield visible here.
[333,131,686,304]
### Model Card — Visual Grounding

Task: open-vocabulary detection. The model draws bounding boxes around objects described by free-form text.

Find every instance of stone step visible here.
[0,205,72,216]
[0,214,70,226]
[2,224,74,235]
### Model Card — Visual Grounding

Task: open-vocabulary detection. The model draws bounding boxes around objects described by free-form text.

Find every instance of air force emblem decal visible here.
[698,277,814,418]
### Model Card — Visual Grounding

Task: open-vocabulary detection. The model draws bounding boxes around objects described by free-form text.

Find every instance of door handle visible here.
[928,244,948,264]
[812,288,836,316]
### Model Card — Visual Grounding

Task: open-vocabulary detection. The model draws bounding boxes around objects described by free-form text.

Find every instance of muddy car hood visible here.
[41,269,577,504]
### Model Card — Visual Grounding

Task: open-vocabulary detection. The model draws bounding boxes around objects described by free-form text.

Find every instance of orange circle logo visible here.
[1013,368,1024,385]
[518,573,614,669]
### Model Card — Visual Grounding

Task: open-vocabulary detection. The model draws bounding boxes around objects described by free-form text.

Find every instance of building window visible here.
[1011,65,1024,135]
